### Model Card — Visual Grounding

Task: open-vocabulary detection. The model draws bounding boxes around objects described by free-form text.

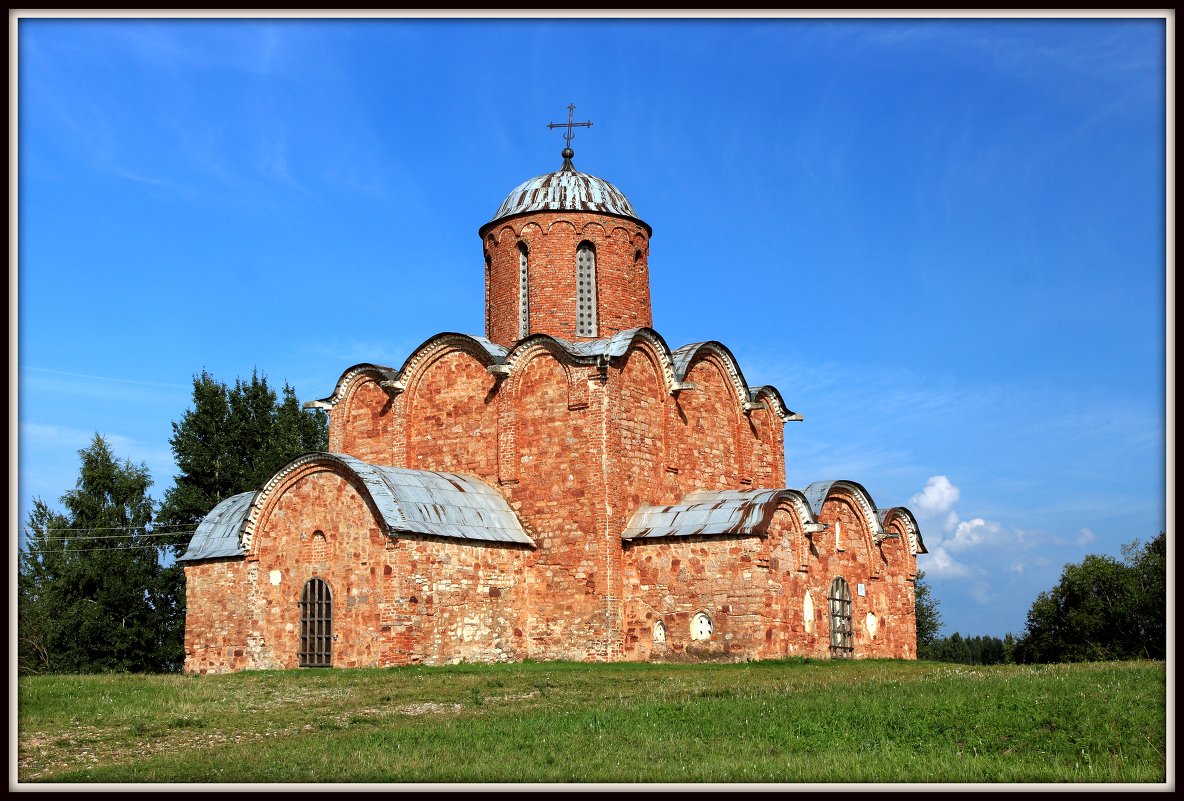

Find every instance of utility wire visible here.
[49,543,191,553]
[29,530,200,542]
[40,523,203,533]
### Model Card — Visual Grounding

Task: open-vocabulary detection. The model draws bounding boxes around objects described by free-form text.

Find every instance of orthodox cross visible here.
[548,103,592,150]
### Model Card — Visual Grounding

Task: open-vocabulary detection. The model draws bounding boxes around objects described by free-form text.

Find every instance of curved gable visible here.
[397,332,508,396]
[878,506,927,556]
[671,341,752,410]
[802,480,884,543]
[306,363,400,411]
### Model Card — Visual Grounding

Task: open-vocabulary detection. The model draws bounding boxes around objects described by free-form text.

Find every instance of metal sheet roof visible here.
[333,455,534,546]
[180,455,535,563]
[670,342,704,378]
[484,161,649,234]
[551,328,644,360]
[802,479,885,541]
[177,492,255,561]
[623,488,787,540]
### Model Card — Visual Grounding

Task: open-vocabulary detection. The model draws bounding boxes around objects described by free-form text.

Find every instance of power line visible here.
[39,522,203,533]
[52,543,189,553]
[28,530,200,542]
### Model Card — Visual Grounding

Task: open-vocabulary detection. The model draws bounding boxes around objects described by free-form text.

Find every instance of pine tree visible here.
[913,569,943,659]
[18,435,178,674]
[156,370,328,553]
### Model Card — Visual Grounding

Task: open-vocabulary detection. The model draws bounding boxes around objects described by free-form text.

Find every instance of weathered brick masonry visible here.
[181,147,926,673]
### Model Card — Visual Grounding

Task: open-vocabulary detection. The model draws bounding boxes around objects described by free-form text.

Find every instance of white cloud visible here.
[920,545,969,578]
[947,516,1002,551]
[909,475,960,517]
[1077,528,1097,546]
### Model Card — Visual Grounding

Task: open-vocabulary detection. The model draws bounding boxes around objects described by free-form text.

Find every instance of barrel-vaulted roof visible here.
[178,453,534,562]
[622,488,817,541]
[177,491,256,561]
[623,483,922,555]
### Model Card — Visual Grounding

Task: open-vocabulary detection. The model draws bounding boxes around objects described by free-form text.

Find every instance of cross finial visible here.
[547,103,592,164]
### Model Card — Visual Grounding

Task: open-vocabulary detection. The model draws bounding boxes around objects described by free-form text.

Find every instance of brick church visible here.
[179,114,927,673]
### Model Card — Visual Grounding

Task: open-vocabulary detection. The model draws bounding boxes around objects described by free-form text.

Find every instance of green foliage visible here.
[1013,533,1166,664]
[929,632,1011,665]
[156,370,328,552]
[18,436,179,675]
[18,372,327,677]
[17,660,1167,783]
[913,569,943,659]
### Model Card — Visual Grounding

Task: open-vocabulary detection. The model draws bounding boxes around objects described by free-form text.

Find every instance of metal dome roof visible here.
[483,154,649,234]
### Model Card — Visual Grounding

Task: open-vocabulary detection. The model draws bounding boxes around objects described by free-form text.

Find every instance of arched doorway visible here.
[299,577,333,667]
[828,577,853,658]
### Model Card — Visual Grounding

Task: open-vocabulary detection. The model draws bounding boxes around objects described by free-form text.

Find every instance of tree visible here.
[914,569,943,659]
[156,370,328,552]
[1013,534,1166,663]
[141,371,328,672]
[1125,532,1166,659]
[18,435,178,674]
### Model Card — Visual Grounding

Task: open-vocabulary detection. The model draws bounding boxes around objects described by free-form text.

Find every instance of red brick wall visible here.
[611,344,669,516]
[184,464,530,673]
[747,405,785,489]
[484,213,652,347]
[183,559,253,673]
[404,347,500,480]
[666,356,745,494]
[622,535,788,662]
[801,490,917,659]
[504,352,622,661]
[336,375,397,465]
[381,536,527,666]
[620,493,919,664]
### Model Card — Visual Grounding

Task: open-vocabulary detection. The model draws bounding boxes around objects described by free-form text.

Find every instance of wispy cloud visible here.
[20,422,176,473]
[18,368,190,406]
[23,367,189,389]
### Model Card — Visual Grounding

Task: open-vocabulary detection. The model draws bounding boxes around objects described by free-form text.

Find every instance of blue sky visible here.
[14,13,1169,639]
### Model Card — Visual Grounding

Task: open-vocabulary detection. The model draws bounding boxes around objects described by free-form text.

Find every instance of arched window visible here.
[828,577,853,658]
[484,251,493,331]
[653,620,666,644]
[518,243,530,339]
[690,612,713,641]
[575,241,598,337]
[299,577,333,667]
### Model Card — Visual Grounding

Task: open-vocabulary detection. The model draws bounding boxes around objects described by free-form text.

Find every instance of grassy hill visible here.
[16,657,1167,785]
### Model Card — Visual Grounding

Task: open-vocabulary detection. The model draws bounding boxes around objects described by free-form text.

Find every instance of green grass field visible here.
[17,658,1167,785]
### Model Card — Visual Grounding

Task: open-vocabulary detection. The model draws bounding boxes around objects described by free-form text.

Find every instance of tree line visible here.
[914,532,1165,666]
[17,371,327,675]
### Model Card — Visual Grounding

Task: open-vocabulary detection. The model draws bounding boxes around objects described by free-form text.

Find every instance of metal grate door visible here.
[299,577,333,667]
[828,577,853,658]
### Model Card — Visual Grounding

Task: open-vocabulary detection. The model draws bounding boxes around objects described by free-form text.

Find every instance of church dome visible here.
[483,151,650,235]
